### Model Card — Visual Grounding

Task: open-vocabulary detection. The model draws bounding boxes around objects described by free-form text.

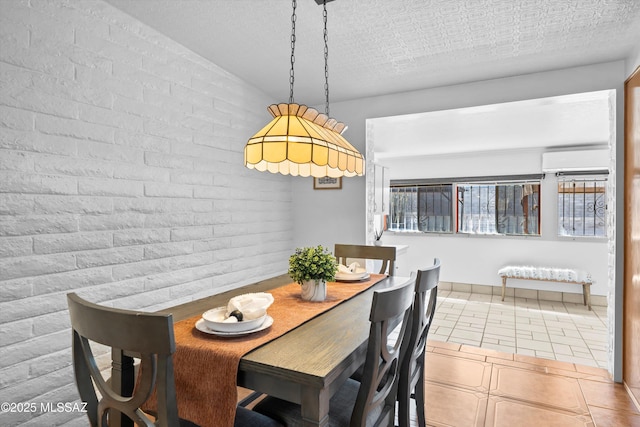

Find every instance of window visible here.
[457,182,540,236]
[557,173,607,237]
[389,186,418,231]
[389,185,453,233]
[389,175,541,236]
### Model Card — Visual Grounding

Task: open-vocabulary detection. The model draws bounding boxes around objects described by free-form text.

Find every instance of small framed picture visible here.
[313,176,342,190]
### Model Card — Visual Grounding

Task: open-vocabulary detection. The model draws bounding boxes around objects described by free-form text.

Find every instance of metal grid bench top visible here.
[498,266,593,284]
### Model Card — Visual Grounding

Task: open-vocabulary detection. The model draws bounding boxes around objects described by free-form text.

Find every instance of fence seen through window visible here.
[389,177,541,236]
[557,175,607,237]
[457,182,540,235]
[389,185,453,232]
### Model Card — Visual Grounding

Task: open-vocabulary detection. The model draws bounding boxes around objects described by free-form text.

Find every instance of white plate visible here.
[202,306,267,333]
[195,316,273,337]
[335,272,370,282]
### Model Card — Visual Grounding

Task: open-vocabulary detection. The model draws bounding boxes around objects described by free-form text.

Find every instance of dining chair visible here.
[252,278,415,427]
[397,259,441,427]
[334,244,397,276]
[66,292,282,427]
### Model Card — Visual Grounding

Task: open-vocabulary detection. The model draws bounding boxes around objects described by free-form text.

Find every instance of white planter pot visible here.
[301,279,327,302]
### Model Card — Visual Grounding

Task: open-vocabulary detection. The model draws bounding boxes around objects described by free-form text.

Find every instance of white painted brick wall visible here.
[0,1,293,425]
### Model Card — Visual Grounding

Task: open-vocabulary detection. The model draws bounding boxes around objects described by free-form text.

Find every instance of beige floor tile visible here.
[433,318,456,328]
[578,379,640,414]
[490,366,589,415]
[483,333,515,343]
[588,406,640,427]
[531,331,550,341]
[449,337,482,346]
[398,335,634,427]
[451,329,484,341]
[555,354,599,366]
[481,343,517,354]
[591,350,608,363]
[424,382,487,427]
[548,334,588,346]
[425,352,492,392]
[517,338,554,352]
[430,333,451,342]
[484,324,516,337]
[552,343,573,355]
[582,341,607,352]
[514,322,548,333]
[485,397,594,427]
[579,331,607,341]
[518,348,537,357]
[535,350,557,359]
[432,327,453,336]
[430,290,607,370]
[516,331,534,340]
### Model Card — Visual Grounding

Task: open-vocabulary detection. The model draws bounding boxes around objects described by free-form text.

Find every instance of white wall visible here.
[293,61,626,295]
[0,1,291,425]
[627,44,640,76]
[293,61,626,280]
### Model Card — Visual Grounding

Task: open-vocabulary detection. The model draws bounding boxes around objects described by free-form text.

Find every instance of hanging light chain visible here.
[323,0,330,116]
[289,0,297,104]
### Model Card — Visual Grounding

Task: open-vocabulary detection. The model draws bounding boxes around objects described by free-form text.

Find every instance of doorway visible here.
[366,90,617,375]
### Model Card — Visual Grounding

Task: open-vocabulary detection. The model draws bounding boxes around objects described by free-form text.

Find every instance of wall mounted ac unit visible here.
[541,149,609,172]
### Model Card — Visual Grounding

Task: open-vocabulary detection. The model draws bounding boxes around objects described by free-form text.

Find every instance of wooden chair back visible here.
[67,293,179,427]
[397,258,441,427]
[334,244,397,275]
[350,279,415,427]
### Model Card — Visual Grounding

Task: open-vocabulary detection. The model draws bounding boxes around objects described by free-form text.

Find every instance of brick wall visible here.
[0,1,292,425]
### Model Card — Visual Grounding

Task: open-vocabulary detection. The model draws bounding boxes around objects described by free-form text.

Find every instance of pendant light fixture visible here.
[244,0,365,178]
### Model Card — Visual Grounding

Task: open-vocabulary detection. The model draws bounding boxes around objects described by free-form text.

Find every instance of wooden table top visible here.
[157,273,412,427]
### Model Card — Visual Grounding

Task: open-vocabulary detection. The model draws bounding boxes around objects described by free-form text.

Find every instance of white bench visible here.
[498,265,593,310]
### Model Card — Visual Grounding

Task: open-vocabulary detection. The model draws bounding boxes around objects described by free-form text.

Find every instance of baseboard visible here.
[438,281,607,307]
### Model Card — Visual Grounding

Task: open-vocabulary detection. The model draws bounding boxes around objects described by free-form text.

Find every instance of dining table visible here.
[112,273,411,427]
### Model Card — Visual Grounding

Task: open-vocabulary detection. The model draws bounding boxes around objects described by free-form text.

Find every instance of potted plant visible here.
[288,246,337,301]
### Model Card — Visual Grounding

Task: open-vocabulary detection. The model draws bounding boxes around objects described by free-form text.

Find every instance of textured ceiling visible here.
[104,0,640,105]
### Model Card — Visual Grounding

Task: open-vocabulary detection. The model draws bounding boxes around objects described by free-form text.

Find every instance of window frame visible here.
[456,180,541,236]
[388,174,543,237]
[556,171,608,239]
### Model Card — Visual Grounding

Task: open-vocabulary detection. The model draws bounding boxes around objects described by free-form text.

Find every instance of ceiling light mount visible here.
[244,0,365,178]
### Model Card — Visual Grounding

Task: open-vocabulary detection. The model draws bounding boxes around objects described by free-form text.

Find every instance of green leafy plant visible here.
[288,246,337,285]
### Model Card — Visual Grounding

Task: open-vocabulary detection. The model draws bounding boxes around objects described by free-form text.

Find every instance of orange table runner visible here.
[168,274,386,427]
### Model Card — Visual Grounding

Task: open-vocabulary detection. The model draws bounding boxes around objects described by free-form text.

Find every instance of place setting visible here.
[335,262,370,282]
[195,292,274,337]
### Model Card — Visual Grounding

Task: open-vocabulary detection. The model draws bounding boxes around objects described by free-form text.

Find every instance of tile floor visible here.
[429,289,609,369]
[241,288,629,426]
[417,341,640,427]
[240,341,640,427]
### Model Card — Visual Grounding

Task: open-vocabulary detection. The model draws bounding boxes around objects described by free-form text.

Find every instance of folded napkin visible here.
[226,292,274,320]
[338,262,362,274]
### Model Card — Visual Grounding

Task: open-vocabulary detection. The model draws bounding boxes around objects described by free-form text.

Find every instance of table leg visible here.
[300,386,330,427]
[501,277,507,301]
[583,284,592,311]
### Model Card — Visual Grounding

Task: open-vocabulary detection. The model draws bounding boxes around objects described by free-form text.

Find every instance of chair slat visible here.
[334,244,397,276]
